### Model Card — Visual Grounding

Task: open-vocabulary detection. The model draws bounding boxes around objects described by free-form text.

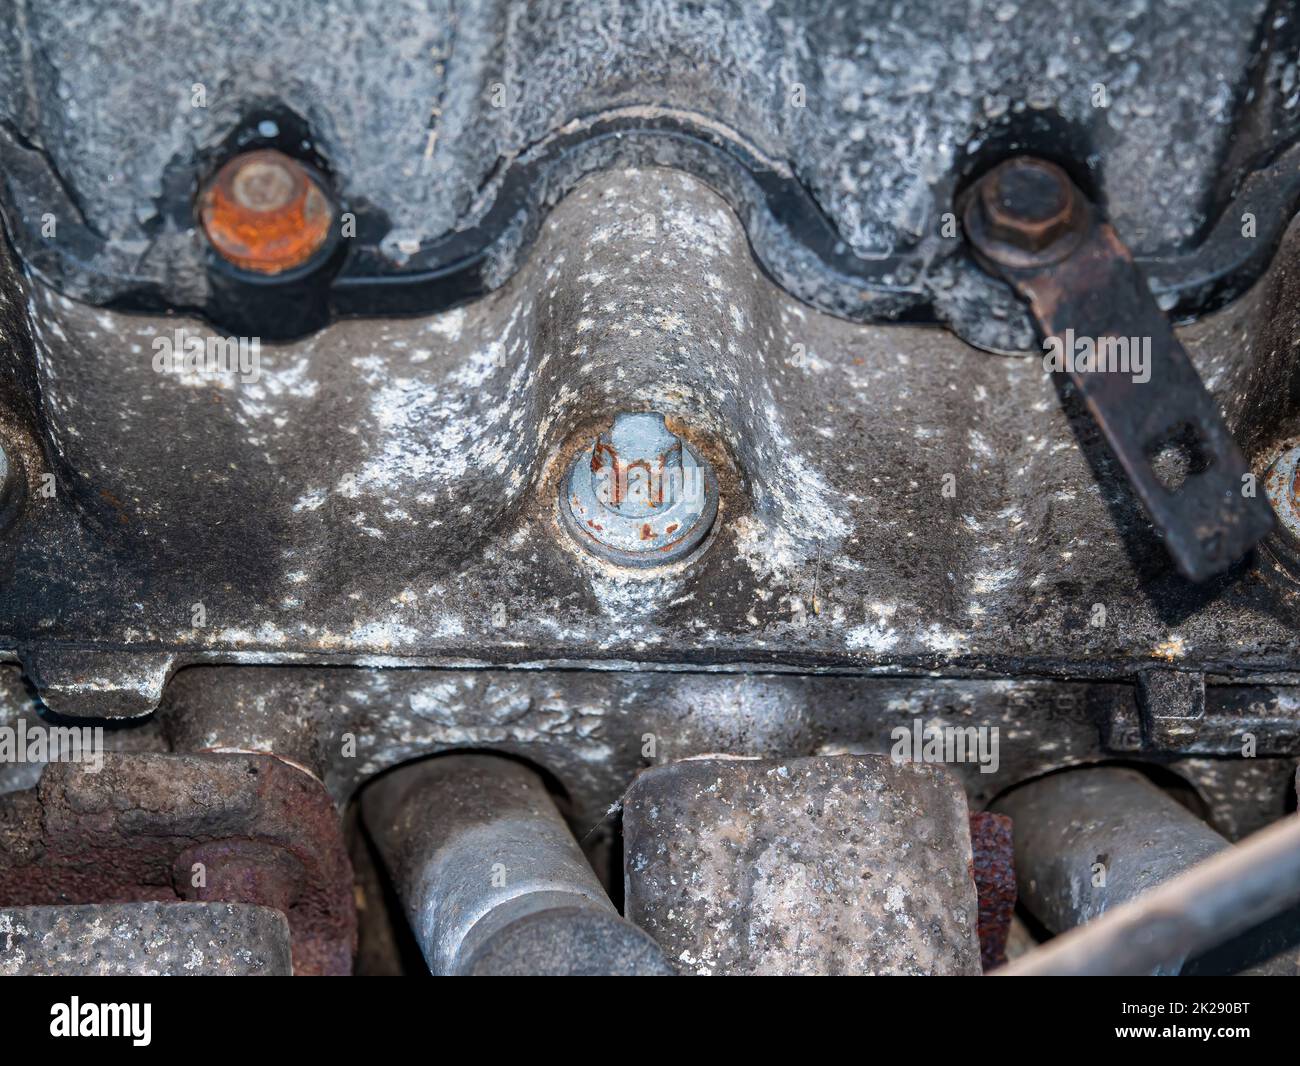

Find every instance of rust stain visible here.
[98,489,130,524]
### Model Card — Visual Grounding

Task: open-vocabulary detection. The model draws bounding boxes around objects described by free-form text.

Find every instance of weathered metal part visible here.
[969,811,1016,971]
[561,411,718,567]
[992,766,1228,975]
[0,752,355,975]
[623,754,982,975]
[3,2,1298,350]
[6,170,1300,721]
[1136,669,1205,751]
[1265,442,1300,541]
[1263,441,1300,573]
[965,157,1275,582]
[995,812,1300,977]
[146,663,1300,839]
[0,902,293,976]
[967,158,1087,268]
[360,753,669,975]
[199,150,334,275]
[0,440,15,527]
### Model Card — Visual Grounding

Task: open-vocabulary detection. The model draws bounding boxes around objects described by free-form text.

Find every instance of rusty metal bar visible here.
[994,770,1300,976]
[964,157,1274,581]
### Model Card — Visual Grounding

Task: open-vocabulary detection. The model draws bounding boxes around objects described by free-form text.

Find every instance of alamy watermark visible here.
[50,998,151,1046]
[1043,328,1151,384]
[890,719,999,774]
[0,719,104,772]
[151,329,261,384]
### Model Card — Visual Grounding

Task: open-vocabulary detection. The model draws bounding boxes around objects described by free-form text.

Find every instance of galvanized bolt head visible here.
[965,157,1085,267]
[1264,445,1300,546]
[561,412,717,567]
[592,412,684,517]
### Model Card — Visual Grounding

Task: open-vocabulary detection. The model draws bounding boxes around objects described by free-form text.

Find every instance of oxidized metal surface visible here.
[0,1,1296,981]
[361,753,669,975]
[4,661,1293,845]
[1264,441,1300,571]
[968,811,1015,971]
[0,901,293,976]
[141,663,1300,836]
[4,170,1300,723]
[623,755,982,975]
[992,766,1228,975]
[965,157,1274,581]
[0,751,356,975]
[561,411,718,566]
[2,2,1298,349]
[199,150,334,275]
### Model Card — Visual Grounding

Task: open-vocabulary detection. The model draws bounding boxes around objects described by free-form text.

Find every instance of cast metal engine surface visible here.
[1,0,1300,980]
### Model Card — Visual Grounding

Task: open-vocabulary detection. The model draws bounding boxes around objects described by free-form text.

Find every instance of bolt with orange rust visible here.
[1264,444,1300,547]
[964,157,1086,268]
[199,149,334,274]
[561,412,718,567]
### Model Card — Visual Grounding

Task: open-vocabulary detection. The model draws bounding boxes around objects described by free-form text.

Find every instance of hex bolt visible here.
[560,411,718,567]
[199,149,333,274]
[361,754,672,976]
[963,156,1086,268]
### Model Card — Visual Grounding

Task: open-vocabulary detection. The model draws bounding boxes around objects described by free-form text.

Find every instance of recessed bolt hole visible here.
[1145,422,1211,493]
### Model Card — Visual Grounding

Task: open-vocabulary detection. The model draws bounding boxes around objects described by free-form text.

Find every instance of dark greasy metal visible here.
[1263,442,1300,573]
[622,755,982,975]
[141,663,1300,839]
[7,169,1300,724]
[996,812,1300,977]
[969,811,1016,971]
[992,766,1228,975]
[0,753,356,975]
[1136,669,1205,751]
[4,2,1300,349]
[0,902,293,976]
[361,753,670,976]
[965,157,1275,582]
[969,158,1086,268]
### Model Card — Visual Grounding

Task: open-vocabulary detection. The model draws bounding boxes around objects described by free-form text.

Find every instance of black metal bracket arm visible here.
[963,158,1275,582]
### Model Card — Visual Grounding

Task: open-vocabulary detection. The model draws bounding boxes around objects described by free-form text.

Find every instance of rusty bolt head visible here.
[199,149,333,274]
[591,412,684,517]
[562,412,718,567]
[1264,444,1300,546]
[967,157,1084,266]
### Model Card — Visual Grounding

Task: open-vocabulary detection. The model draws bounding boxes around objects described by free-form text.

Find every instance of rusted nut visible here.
[199,149,333,274]
[964,157,1086,268]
